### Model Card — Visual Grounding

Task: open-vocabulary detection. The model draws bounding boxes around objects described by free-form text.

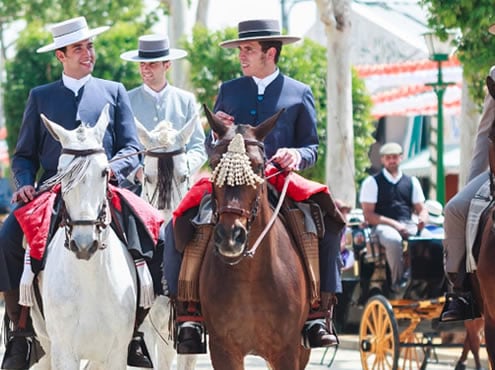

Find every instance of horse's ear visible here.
[41,113,69,144]
[203,104,229,138]
[487,76,495,100]
[177,114,198,146]
[254,109,285,141]
[93,104,110,143]
[134,117,153,148]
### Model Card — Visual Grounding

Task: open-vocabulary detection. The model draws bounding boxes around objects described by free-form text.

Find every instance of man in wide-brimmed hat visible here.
[0,16,154,369]
[120,34,206,183]
[168,18,347,353]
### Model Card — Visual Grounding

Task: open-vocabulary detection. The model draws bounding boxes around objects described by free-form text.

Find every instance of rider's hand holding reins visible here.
[12,185,36,204]
[270,148,301,171]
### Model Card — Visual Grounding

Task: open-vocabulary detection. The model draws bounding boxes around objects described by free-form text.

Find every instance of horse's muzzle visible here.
[69,239,99,260]
[213,221,247,261]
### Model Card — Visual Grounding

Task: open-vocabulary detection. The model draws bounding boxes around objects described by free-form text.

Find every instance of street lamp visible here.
[423,31,456,205]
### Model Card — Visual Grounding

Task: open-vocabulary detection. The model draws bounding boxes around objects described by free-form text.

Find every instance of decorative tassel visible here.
[19,245,35,307]
[211,134,263,188]
[135,259,154,309]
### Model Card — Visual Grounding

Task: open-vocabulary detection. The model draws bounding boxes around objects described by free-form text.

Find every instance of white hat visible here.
[425,199,444,225]
[379,142,403,156]
[37,16,109,53]
[120,34,187,62]
[220,19,300,48]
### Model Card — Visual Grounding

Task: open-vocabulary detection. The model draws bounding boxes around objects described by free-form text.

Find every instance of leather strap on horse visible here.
[283,204,320,306]
[177,224,214,302]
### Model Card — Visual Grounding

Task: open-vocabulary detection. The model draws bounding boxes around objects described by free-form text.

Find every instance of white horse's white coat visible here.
[31,105,137,370]
[135,117,198,370]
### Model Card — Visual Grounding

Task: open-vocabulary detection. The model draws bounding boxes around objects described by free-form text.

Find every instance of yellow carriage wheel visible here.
[359,295,399,370]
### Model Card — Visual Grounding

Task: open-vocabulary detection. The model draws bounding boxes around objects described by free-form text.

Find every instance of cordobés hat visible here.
[120,34,187,62]
[220,19,301,48]
[425,199,444,225]
[37,16,109,53]
[379,142,403,156]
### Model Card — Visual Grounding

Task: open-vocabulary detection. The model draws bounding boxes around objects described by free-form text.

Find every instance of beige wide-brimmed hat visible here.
[489,24,495,35]
[220,19,300,48]
[379,142,403,156]
[425,199,444,225]
[120,34,187,62]
[37,16,109,53]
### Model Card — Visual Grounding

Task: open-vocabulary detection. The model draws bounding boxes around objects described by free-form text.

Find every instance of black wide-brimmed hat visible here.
[220,19,300,48]
[120,34,187,62]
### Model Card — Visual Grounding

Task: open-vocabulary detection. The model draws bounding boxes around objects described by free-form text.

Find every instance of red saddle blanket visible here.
[173,165,339,223]
[14,184,164,262]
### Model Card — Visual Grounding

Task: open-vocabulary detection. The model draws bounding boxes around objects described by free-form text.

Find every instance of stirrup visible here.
[176,321,207,354]
[302,318,339,349]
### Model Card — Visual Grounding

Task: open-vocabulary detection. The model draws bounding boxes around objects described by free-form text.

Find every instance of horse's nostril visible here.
[233,226,246,245]
[69,239,78,252]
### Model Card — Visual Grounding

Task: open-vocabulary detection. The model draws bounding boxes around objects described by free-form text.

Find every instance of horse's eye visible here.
[102,168,109,178]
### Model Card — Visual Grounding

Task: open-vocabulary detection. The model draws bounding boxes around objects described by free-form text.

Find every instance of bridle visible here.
[211,136,290,259]
[58,147,112,250]
[211,138,266,231]
[142,147,187,209]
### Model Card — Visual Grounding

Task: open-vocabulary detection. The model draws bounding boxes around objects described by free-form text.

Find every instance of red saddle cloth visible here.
[173,165,331,223]
[14,184,164,263]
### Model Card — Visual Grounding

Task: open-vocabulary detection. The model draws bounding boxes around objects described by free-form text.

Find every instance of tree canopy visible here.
[420,0,495,106]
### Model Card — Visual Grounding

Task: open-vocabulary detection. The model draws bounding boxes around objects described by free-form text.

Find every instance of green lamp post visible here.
[423,31,456,206]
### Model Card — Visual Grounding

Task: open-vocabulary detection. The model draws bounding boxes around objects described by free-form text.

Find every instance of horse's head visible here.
[204,105,283,264]
[135,117,195,212]
[41,104,111,260]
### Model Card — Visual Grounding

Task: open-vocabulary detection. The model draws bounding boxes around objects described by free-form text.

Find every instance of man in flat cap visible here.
[359,142,428,291]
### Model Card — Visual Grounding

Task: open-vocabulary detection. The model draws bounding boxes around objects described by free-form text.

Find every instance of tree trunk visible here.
[167,0,188,89]
[458,76,480,189]
[195,0,210,27]
[315,0,355,207]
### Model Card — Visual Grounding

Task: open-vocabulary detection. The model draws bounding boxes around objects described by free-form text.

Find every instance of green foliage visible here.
[3,21,146,156]
[182,27,375,183]
[181,25,242,108]
[4,22,59,155]
[420,0,495,107]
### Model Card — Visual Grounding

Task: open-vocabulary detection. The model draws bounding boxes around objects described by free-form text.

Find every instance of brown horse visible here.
[471,74,495,369]
[198,107,311,369]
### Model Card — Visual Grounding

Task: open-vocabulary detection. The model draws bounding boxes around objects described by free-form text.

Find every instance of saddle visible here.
[176,181,345,307]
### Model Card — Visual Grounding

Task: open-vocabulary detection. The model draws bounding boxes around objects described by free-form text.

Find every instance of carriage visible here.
[330,219,483,370]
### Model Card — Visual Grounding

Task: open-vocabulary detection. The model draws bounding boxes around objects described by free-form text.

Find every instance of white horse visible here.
[134,117,198,370]
[31,105,137,370]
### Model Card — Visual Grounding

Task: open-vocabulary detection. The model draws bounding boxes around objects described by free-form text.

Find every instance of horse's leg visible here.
[208,341,244,370]
[269,345,308,370]
[50,347,79,370]
[139,295,176,370]
[177,354,198,370]
[484,316,495,369]
[466,318,484,369]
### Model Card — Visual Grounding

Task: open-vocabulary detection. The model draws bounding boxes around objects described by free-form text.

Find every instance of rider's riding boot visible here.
[303,292,339,348]
[176,301,206,354]
[1,289,30,370]
[127,306,153,368]
[440,272,471,322]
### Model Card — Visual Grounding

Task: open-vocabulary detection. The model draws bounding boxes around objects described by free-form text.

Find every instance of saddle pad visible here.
[466,179,491,272]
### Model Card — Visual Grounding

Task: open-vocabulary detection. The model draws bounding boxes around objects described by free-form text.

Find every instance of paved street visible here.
[0,300,488,369]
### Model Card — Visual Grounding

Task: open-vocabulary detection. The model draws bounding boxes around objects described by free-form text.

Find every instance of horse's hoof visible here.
[177,322,206,354]
[454,362,466,370]
[1,336,29,370]
[127,334,153,368]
